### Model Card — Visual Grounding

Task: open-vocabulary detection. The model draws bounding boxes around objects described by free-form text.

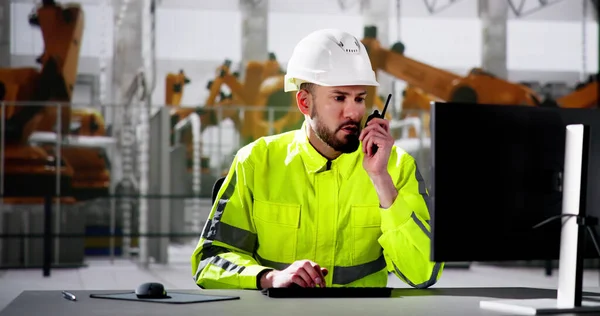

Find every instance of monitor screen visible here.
[429,102,600,263]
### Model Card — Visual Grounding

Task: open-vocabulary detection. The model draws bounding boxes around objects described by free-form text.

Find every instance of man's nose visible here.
[344,101,364,120]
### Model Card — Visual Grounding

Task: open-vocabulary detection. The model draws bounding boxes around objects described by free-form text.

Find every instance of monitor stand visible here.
[480,124,600,315]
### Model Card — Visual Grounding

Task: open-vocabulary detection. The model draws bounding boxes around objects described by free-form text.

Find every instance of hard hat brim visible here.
[284,77,380,92]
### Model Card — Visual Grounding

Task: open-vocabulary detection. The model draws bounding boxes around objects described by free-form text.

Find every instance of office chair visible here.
[211,177,226,204]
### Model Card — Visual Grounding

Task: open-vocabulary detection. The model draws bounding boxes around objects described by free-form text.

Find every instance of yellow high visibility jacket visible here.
[191,125,444,289]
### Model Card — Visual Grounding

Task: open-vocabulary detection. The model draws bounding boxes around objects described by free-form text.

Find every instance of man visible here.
[191,29,443,289]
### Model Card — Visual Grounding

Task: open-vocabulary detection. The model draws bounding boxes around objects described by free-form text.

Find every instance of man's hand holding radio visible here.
[360,117,394,176]
[359,113,397,209]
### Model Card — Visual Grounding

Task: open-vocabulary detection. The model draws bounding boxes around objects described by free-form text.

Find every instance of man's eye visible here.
[334,96,345,102]
[356,97,365,103]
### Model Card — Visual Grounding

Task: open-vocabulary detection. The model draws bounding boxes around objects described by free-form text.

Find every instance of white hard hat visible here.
[284,29,379,92]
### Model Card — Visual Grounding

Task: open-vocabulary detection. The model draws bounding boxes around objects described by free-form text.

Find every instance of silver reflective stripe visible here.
[255,253,387,286]
[204,220,256,254]
[201,170,257,254]
[193,241,227,282]
[256,253,290,271]
[333,254,387,285]
[414,162,430,210]
[195,169,256,283]
[392,211,440,289]
[194,251,246,282]
[411,212,431,239]
[393,261,442,289]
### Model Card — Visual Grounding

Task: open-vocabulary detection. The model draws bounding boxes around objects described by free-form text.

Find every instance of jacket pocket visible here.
[351,205,383,262]
[253,199,301,263]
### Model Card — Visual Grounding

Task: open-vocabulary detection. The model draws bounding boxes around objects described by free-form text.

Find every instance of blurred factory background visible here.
[0,0,598,274]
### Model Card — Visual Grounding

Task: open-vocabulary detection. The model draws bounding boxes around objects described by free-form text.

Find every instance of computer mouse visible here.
[135,282,168,299]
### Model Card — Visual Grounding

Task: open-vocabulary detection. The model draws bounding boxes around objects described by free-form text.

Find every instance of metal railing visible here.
[173,112,204,234]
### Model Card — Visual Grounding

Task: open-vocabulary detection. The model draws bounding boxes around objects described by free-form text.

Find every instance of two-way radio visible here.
[364,93,392,155]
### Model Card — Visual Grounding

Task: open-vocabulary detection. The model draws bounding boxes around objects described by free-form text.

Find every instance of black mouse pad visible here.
[89,291,240,304]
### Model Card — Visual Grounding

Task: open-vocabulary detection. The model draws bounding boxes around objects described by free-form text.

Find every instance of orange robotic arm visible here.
[165,69,191,106]
[0,0,84,203]
[70,108,106,136]
[361,26,542,107]
[30,0,84,134]
[0,0,83,144]
[201,57,302,144]
[556,77,598,109]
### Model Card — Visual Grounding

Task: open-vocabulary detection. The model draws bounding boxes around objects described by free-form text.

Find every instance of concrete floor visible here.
[1,243,599,312]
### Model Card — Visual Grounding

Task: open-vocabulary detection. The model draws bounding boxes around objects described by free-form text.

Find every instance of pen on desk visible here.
[62,291,77,301]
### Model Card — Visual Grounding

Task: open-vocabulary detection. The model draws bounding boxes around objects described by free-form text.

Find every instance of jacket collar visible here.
[291,122,361,179]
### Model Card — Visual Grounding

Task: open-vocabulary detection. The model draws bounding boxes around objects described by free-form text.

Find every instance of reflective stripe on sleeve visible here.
[332,254,387,285]
[255,253,289,271]
[255,253,387,286]
[393,261,442,289]
[414,162,430,210]
[392,211,441,289]
[201,170,257,254]
[193,241,247,281]
[195,169,256,280]
[411,212,431,239]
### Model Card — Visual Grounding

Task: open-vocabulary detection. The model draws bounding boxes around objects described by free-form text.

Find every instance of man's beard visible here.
[311,106,361,153]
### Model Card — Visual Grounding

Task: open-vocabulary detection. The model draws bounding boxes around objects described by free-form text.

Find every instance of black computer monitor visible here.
[429,101,600,314]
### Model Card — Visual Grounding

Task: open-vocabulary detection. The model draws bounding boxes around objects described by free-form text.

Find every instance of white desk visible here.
[2,287,599,316]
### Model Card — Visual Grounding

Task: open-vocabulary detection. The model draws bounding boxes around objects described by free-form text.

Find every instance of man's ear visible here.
[296,89,311,116]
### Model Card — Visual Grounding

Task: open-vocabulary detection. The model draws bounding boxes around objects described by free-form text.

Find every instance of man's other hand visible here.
[260,260,328,288]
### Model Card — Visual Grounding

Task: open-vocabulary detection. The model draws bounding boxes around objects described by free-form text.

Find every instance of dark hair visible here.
[299,82,315,94]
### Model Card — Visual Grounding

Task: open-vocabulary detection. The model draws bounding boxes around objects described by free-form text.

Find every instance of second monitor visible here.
[429,101,600,314]
[429,102,600,263]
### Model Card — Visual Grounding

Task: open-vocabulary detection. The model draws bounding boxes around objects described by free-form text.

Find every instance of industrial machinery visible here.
[554,74,598,109]
[165,69,190,106]
[402,85,438,112]
[48,107,110,200]
[165,55,304,182]
[0,0,90,268]
[0,0,84,203]
[360,25,544,142]
[164,71,212,175]
[204,54,303,145]
[69,108,106,136]
[400,85,438,138]
[30,97,114,255]
[520,75,598,109]
[168,54,303,148]
[165,69,200,159]
[361,26,543,108]
[21,1,110,202]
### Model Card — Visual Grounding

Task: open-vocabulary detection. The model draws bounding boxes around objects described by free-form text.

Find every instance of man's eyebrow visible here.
[331,90,368,96]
